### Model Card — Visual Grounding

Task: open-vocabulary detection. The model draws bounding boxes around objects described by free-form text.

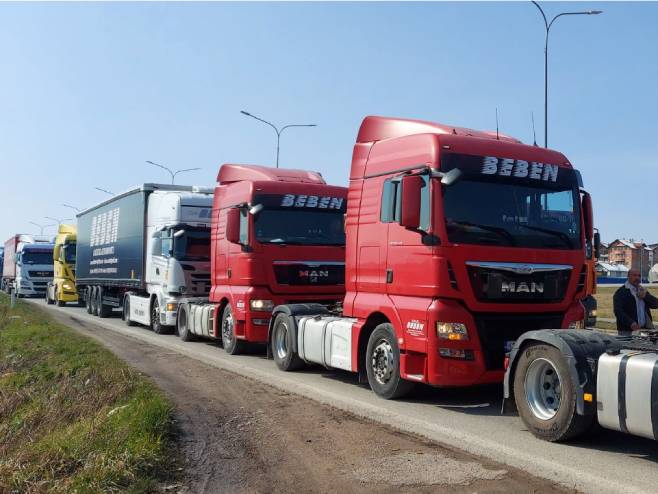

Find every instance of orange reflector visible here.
[584,393,593,402]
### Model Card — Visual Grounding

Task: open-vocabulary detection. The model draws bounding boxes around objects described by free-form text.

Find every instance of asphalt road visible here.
[29,300,658,494]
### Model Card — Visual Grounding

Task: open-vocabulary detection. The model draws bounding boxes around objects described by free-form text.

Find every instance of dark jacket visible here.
[613,285,658,333]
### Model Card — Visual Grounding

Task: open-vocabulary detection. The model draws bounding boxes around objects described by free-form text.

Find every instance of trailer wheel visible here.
[85,287,93,314]
[221,305,245,355]
[97,288,111,318]
[513,343,594,442]
[271,313,305,371]
[90,287,99,316]
[176,304,196,342]
[366,323,414,399]
[122,296,136,327]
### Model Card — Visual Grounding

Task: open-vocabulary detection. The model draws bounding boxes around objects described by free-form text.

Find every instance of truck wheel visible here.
[151,299,169,334]
[221,305,245,355]
[91,287,99,316]
[122,296,136,327]
[366,323,414,400]
[271,313,305,371]
[513,343,595,442]
[45,289,53,305]
[97,288,111,318]
[86,287,93,314]
[176,304,196,342]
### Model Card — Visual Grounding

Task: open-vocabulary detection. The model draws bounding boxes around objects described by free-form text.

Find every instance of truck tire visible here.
[176,304,196,342]
[85,287,93,314]
[221,304,246,355]
[365,323,414,400]
[45,288,53,305]
[90,286,99,316]
[151,299,170,334]
[97,287,111,318]
[513,343,595,442]
[122,296,136,327]
[271,312,305,371]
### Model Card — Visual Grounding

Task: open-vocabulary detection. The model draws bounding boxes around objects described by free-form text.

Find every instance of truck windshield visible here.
[442,153,581,249]
[254,210,345,246]
[22,251,54,264]
[63,243,76,264]
[173,229,210,261]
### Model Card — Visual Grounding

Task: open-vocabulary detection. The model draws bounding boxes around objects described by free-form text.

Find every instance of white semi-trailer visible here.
[75,184,213,333]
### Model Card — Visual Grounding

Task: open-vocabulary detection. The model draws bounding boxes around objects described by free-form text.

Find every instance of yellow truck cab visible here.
[46,224,79,306]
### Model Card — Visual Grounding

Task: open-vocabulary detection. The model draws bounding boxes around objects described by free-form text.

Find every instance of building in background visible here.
[607,239,652,276]
[596,261,630,280]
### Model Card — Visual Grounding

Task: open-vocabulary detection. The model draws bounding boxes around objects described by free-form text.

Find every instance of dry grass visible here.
[595,286,617,320]
[0,294,175,493]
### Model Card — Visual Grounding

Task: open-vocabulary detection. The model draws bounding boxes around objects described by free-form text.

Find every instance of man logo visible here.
[501,281,544,294]
[514,265,535,275]
[299,270,329,283]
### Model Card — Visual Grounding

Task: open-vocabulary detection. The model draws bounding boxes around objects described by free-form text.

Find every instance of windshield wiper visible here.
[517,224,574,249]
[448,221,516,246]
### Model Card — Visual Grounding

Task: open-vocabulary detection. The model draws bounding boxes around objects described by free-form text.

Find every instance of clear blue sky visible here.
[1,2,656,244]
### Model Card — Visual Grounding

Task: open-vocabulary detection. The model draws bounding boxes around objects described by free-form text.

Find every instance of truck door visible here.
[384,174,435,352]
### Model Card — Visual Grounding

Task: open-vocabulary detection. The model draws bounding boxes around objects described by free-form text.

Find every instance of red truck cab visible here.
[270,116,594,398]
[178,164,347,354]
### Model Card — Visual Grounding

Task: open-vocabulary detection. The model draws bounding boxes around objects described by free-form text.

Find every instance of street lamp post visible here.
[28,221,55,236]
[45,216,73,226]
[240,110,317,168]
[62,203,81,213]
[95,187,114,196]
[531,1,602,148]
[146,161,201,184]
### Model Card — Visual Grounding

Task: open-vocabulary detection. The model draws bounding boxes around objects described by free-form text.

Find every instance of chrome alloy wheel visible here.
[273,321,289,361]
[524,357,562,420]
[222,310,235,342]
[371,339,395,385]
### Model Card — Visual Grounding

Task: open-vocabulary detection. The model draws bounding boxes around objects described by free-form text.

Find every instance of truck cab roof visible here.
[356,116,522,144]
[218,164,326,185]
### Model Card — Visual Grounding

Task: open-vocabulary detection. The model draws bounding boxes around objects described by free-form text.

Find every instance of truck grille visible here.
[273,262,344,286]
[28,271,53,278]
[466,262,572,304]
[473,313,564,370]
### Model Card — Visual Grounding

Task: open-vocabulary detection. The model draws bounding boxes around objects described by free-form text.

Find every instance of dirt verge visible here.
[50,310,574,494]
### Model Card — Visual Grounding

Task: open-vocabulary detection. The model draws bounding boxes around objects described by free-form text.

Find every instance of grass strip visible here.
[0,295,175,493]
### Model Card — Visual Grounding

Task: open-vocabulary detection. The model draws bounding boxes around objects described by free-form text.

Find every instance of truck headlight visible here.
[568,320,585,330]
[63,282,74,290]
[250,299,274,311]
[436,322,469,341]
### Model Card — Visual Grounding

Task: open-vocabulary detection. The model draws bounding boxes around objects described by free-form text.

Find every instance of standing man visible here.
[613,269,658,335]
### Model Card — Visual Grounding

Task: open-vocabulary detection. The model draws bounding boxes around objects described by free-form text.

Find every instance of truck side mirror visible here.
[594,231,601,259]
[226,208,241,244]
[151,233,162,256]
[399,175,423,230]
[582,192,594,240]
